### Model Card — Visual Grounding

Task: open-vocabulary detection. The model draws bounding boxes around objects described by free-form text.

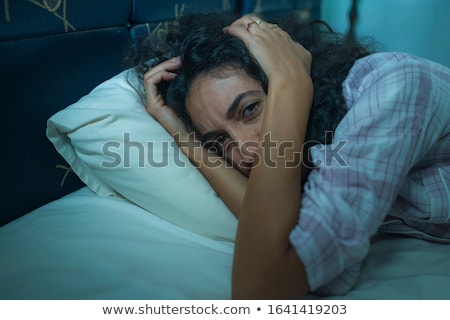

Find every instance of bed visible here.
[2,0,450,300]
[1,190,450,299]
[1,69,449,300]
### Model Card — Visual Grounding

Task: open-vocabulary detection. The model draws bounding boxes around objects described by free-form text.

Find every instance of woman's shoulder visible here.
[342,52,449,109]
[347,52,449,83]
[352,51,444,70]
[334,52,450,138]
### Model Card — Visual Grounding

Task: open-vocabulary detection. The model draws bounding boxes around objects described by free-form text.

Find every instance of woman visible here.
[127,13,450,298]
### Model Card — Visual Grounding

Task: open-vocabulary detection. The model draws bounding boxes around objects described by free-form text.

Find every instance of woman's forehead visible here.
[185,71,263,132]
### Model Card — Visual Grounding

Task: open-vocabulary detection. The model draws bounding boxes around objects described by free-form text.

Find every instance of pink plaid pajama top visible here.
[290,52,450,295]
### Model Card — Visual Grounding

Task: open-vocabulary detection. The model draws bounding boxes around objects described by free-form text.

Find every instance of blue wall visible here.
[321,0,450,67]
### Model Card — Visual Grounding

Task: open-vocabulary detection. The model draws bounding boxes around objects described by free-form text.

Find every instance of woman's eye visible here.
[242,102,260,119]
[216,134,228,146]
[204,134,229,156]
[209,134,228,156]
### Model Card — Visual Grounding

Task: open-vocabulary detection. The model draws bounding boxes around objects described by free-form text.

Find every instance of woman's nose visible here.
[228,126,261,171]
[228,140,258,177]
[239,140,258,164]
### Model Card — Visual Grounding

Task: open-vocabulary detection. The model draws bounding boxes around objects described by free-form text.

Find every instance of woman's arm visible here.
[224,17,313,299]
[143,57,247,217]
[173,129,248,216]
[143,16,314,299]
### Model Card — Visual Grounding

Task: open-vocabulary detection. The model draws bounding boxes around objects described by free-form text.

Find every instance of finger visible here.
[144,70,177,92]
[144,70,177,106]
[228,15,257,29]
[223,16,258,44]
[144,58,181,82]
[145,69,178,85]
[268,23,279,30]
[144,56,181,80]
[224,15,280,43]
[225,15,262,33]
[248,19,281,32]
[247,16,271,30]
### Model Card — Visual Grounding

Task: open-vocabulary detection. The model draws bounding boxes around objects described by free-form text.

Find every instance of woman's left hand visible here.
[223,15,312,81]
[143,57,183,133]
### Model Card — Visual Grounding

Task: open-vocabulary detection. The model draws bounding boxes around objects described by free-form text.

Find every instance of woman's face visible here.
[186,69,266,176]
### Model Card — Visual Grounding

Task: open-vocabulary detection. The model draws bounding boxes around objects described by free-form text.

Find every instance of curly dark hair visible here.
[125,12,375,146]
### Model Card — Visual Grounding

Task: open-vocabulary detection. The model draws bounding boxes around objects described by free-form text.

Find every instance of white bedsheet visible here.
[0,188,449,299]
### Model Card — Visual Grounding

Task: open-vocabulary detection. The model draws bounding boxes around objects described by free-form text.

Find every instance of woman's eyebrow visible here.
[203,90,261,143]
[226,90,261,119]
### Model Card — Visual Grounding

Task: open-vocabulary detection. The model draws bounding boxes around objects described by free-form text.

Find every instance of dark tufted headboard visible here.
[1,0,133,226]
[0,0,320,226]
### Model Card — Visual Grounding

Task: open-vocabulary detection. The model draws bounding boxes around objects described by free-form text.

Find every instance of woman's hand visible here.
[223,16,312,81]
[143,55,248,217]
[144,57,182,133]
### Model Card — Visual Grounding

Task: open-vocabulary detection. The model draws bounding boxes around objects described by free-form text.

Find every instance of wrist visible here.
[269,68,312,87]
[267,72,313,115]
[270,71,312,101]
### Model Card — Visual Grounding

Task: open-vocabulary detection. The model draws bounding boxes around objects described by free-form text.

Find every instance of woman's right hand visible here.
[144,56,182,133]
[223,16,312,82]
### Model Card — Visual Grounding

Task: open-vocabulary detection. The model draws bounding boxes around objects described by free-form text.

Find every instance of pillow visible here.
[47,69,237,241]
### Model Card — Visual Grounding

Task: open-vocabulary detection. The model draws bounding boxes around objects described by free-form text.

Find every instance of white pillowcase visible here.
[47,69,237,241]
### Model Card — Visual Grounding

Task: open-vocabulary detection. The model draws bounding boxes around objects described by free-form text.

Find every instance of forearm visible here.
[160,117,247,217]
[232,72,313,299]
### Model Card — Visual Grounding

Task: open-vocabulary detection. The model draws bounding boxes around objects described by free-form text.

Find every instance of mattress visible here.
[0,187,449,299]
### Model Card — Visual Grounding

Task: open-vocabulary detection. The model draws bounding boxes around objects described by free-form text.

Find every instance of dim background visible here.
[321,0,450,67]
